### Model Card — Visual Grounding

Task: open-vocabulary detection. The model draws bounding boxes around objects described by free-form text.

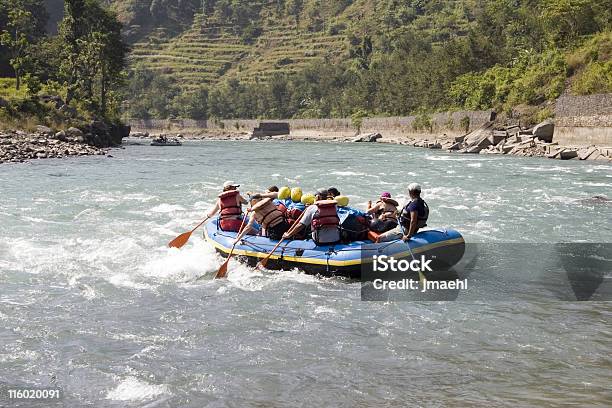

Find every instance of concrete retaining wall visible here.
[127,110,494,138]
[128,119,209,132]
[126,94,612,147]
[554,94,612,146]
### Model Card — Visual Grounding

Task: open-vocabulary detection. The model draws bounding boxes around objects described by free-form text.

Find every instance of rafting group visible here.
[205,181,430,246]
[168,180,464,278]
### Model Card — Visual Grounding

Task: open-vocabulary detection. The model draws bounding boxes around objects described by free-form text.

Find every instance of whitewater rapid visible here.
[1,140,610,406]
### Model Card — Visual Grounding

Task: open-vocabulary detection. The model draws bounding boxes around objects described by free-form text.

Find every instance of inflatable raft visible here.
[204,217,465,278]
[151,139,182,146]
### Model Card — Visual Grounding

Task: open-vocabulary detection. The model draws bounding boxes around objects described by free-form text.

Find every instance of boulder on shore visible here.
[351,132,382,142]
[463,121,494,146]
[131,131,149,138]
[53,131,67,141]
[559,149,578,160]
[578,147,598,160]
[532,121,554,143]
[66,127,84,138]
[36,125,53,135]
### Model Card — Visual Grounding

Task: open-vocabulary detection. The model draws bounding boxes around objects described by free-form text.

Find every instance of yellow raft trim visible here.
[204,228,465,267]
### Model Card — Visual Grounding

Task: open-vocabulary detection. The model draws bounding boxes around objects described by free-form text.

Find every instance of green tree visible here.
[351,109,368,134]
[58,0,128,116]
[285,0,303,28]
[541,0,600,46]
[0,1,35,90]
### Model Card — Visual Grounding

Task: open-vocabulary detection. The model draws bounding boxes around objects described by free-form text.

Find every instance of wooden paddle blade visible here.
[257,257,270,269]
[215,260,229,279]
[168,231,192,248]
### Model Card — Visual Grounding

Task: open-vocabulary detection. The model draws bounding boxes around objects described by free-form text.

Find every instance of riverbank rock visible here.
[396,116,608,162]
[532,121,554,143]
[131,131,149,138]
[463,121,494,146]
[36,125,54,136]
[53,130,67,141]
[351,132,382,142]
[0,128,112,164]
[66,127,84,139]
[578,147,598,160]
[78,121,130,147]
[559,149,578,160]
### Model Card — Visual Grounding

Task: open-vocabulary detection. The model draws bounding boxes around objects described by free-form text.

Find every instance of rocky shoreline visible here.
[394,121,612,162]
[133,122,612,163]
[0,121,130,164]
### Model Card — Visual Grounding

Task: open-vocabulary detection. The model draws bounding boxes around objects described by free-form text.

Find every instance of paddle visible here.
[168,216,209,249]
[256,237,286,271]
[214,214,249,279]
[398,218,427,285]
[405,238,427,285]
[257,210,307,270]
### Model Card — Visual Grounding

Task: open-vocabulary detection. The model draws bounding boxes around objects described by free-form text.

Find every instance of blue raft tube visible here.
[204,216,465,279]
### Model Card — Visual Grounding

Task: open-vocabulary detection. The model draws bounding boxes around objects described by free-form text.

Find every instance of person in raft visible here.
[367,192,399,233]
[286,187,306,226]
[233,194,290,242]
[248,185,278,200]
[378,183,429,242]
[327,187,341,199]
[282,189,341,245]
[255,185,291,213]
[207,181,248,232]
[336,195,370,242]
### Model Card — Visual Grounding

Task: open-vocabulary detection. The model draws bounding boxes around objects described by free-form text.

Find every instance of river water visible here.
[1,140,611,407]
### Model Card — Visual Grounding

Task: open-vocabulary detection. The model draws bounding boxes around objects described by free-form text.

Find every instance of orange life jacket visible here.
[276,201,288,215]
[252,198,285,230]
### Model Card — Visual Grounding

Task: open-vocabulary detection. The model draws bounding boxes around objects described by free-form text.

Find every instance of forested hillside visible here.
[2,0,611,123]
[0,0,128,129]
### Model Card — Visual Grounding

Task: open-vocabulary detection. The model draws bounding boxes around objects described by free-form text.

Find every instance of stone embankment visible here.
[0,122,130,164]
[394,121,612,162]
[130,127,612,163]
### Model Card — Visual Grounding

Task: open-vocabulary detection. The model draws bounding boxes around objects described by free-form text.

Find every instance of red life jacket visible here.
[287,207,303,225]
[311,200,340,231]
[218,190,243,231]
[276,201,288,215]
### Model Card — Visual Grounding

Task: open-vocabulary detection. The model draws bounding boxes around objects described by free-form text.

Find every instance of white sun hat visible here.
[223,180,240,189]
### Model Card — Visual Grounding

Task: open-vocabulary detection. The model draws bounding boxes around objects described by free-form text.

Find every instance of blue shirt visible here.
[406,198,426,218]
[288,202,305,211]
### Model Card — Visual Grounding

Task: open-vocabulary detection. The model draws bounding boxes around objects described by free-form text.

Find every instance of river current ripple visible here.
[1,140,611,407]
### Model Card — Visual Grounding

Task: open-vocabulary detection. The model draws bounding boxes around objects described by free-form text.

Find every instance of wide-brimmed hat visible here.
[380,192,398,207]
[223,180,240,189]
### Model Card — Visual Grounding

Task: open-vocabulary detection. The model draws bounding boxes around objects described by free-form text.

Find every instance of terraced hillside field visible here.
[129,13,348,89]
